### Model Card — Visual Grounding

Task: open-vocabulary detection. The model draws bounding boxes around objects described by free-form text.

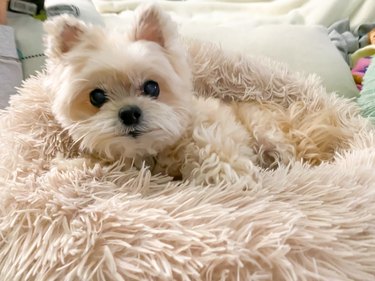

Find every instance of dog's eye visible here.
[90,88,107,108]
[142,80,159,98]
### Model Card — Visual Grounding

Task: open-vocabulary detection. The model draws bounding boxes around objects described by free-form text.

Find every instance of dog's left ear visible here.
[131,4,178,49]
[44,15,89,60]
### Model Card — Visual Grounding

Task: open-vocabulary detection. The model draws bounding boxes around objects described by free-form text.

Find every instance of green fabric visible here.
[357,54,375,123]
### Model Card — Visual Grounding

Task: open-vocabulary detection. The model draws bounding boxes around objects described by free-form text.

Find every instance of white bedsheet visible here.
[92,0,375,29]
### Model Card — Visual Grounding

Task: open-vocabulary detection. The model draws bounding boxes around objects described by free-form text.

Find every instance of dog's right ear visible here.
[44,15,88,60]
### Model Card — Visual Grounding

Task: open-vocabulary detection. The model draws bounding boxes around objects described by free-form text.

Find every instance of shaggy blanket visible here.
[0,43,375,281]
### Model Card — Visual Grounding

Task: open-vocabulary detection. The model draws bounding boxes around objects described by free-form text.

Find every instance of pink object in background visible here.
[352,56,372,90]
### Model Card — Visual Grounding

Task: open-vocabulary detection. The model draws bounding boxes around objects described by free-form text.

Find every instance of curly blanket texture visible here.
[0,43,375,281]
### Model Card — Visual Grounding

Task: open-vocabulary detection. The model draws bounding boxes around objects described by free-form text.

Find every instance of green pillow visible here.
[357,55,375,123]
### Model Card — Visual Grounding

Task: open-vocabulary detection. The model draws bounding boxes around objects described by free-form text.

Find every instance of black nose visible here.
[119,105,142,126]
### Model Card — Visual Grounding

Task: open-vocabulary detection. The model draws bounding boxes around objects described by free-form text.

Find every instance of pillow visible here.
[180,23,359,99]
[7,12,45,79]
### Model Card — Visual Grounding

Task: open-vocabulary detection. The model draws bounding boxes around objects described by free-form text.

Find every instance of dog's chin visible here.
[104,131,180,160]
[68,121,184,161]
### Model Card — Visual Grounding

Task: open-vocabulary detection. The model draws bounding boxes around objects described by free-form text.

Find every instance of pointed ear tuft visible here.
[44,15,88,59]
[132,4,177,48]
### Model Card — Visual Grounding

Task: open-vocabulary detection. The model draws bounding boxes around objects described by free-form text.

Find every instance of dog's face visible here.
[44,5,193,160]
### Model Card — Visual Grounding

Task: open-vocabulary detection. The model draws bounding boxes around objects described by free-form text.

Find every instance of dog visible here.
[43,4,352,187]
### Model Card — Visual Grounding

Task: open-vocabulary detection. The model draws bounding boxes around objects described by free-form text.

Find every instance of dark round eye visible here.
[90,88,107,108]
[143,80,160,98]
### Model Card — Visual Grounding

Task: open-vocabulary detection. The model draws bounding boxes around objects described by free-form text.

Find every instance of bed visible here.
[1,1,375,280]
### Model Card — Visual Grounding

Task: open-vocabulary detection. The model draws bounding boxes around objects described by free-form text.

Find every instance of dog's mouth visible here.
[119,125,145,139]
[126,129,142,138]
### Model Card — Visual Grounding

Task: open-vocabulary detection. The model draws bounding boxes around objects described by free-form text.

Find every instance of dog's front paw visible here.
[182,153,262,189]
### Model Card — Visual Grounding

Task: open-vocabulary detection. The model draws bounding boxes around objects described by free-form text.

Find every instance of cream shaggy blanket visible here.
[1,43,375,281]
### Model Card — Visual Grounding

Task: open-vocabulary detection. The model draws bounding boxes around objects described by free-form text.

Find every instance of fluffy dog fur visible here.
[43,5,357,188]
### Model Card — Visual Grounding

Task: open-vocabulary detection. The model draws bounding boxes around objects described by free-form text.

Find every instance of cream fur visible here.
[0,4,375,281]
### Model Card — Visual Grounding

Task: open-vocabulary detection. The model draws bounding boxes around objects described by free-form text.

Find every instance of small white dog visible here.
[44,5,351,187]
